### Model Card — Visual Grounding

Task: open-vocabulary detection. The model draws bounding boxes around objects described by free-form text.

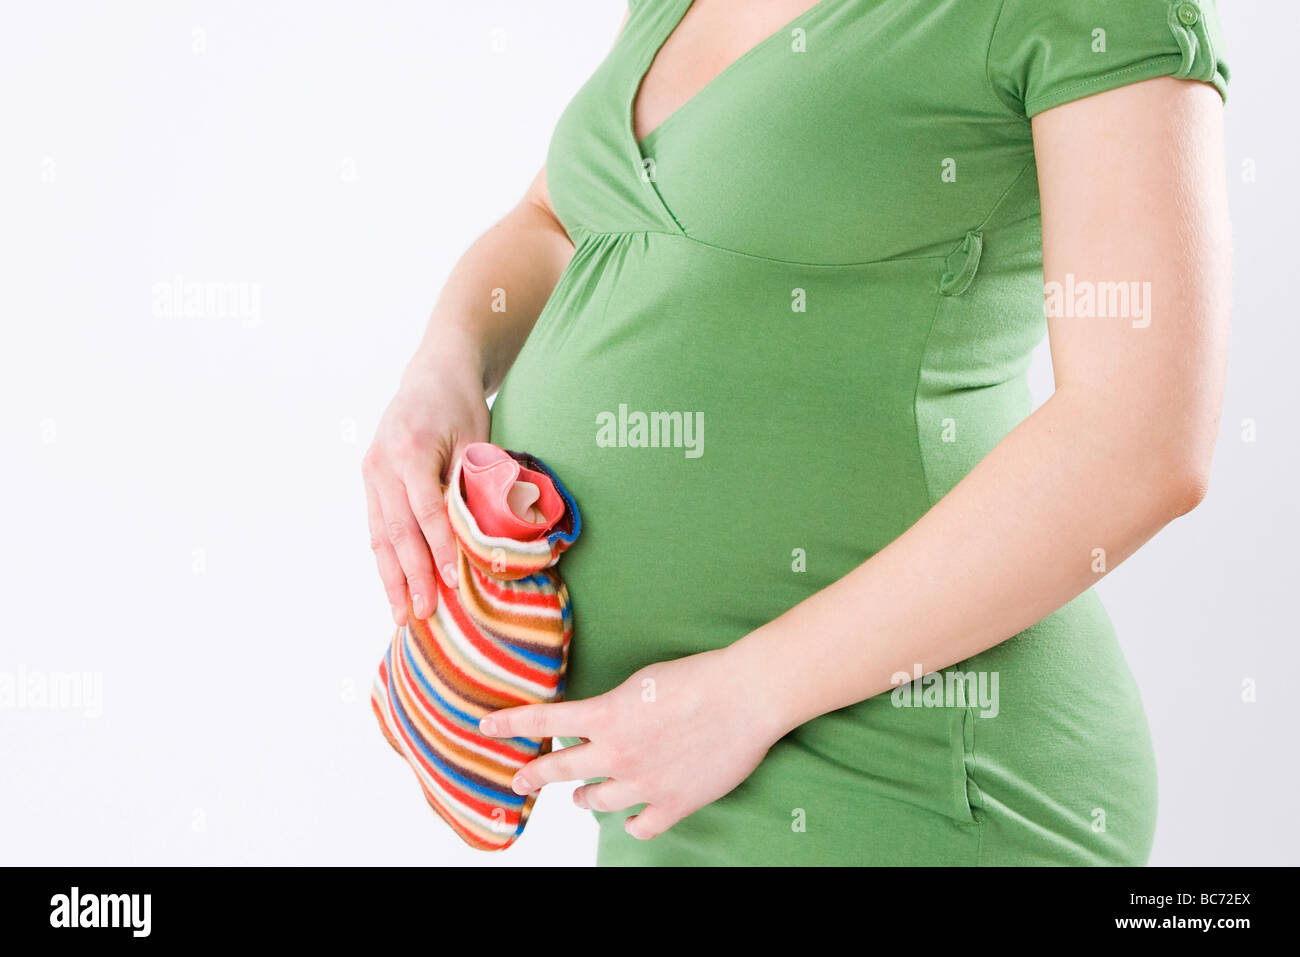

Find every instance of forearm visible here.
[405,182,574,396]
[733,386,1213,740]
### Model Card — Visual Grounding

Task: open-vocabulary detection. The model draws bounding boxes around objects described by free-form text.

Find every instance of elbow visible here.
[1153,459,1213,520]
[1124,403,1223,522]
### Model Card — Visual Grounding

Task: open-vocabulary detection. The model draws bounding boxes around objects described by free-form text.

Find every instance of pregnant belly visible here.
[488,232,1155,858]
[489,230,962,701]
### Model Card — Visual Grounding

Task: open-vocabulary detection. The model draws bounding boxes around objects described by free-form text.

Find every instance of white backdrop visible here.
[1,1,1295,866]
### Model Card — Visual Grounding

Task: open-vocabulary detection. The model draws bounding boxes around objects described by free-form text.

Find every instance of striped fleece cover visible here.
[371,449,580,850]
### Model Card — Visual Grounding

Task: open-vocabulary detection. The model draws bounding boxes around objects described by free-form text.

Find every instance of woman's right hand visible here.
[362,350,490,627]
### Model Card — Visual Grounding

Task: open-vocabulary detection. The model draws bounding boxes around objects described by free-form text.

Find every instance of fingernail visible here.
[411,594,427,619]
[478,715,496,735]
[442,563,458,588]
[511,776,531,795]
[572,791,588,809]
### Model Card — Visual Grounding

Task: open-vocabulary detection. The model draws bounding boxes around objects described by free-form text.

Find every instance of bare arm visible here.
[407,168,575,398]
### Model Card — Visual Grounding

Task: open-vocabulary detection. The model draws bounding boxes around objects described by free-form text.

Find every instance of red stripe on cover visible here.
[381,660,527,834]
[393,630,536,763]
[468,563,565,611]
[438,575,559,689]
[407,581,546,702]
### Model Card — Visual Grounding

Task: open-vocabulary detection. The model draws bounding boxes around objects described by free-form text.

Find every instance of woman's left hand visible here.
[479,646,786,840]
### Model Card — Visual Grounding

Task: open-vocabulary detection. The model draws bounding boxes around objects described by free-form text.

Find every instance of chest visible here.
[632,0,827,143]
[549,0,1035,265]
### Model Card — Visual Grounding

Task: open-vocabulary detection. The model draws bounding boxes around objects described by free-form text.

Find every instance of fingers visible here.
[572,779,642,813]
[365,480,411,626]
[403,469,459,592]
[479,699,597,741]
[373,474,438,622]
[510,743,601,794]
[623,804,680,841]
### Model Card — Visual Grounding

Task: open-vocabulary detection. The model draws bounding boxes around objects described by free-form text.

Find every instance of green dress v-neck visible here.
[488,0,1229,865]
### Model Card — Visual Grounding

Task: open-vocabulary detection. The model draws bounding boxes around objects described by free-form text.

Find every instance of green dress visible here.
[489,0,1229,865]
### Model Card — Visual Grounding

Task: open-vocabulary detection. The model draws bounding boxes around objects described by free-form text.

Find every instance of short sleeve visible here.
[988,0,1230,119]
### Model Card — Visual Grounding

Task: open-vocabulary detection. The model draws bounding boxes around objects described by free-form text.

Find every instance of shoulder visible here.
[988,0,1230,118]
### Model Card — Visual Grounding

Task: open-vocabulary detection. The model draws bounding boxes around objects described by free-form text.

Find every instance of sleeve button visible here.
[1176,3,1200,26]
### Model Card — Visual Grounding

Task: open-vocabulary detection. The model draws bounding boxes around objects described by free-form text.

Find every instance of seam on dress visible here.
[1023,54,1188,116]
[910,152,1035,507]
[984,0,1026,123]
[911,148,1041,853]
[567,227,680,241]
[908,291,948,507]
[560,227,951,269]
[648,183,689,235]
[676,235,947,268]
[976,156,1037,233]
[626,0,692,237]
[662,231,948,269]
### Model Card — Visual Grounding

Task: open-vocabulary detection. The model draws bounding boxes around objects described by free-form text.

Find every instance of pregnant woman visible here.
[363,0,1231,865]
